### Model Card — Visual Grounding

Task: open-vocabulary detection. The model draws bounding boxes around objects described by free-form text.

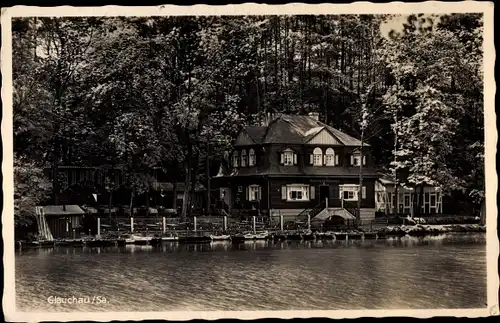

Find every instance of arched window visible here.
[313,147,323,166]
[325,148,335,166]
[232,151,239,167]
[248,149,256,166]
[241,149,247,167]
[281,148,297,166]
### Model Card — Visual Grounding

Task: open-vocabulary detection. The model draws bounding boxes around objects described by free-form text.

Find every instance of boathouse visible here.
[212,113,380,224]
[38,205,85,239]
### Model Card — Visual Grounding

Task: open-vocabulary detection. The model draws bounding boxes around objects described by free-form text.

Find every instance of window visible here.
[241,149,247,167]
[232,151,239,167]
[351,153,366,166]
[282,184,310,201]
[313,147,323,166]
[281,148,297,166]
[249,149,256,166]
[247,185,261,201]
[238,186,243,193]
[325,148,335,166]
[339,184,366,201]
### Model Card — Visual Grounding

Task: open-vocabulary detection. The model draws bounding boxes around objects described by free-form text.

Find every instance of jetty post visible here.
[223,216,227,232]
[307,213,311,231]
[97,217,101,239]
[131,217,134,233]
[253,216,256,234]
[162,217,166,234]
[194,216,197,233]
[280,215,284,232]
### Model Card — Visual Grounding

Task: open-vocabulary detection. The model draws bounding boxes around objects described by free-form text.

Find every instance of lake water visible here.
[15,233,487,312]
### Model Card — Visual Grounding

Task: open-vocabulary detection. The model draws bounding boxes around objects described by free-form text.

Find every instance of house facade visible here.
[212,113,381,223]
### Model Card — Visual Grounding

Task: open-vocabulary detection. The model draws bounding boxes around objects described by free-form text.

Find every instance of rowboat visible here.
[210,234,231,241]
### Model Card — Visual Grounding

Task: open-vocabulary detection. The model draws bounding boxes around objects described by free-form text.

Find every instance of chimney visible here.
[308,112,319,121]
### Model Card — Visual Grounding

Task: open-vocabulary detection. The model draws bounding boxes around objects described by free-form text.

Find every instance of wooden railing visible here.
[297,199,327,222]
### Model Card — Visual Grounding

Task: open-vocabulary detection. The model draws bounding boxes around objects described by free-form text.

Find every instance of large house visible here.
[212,113,381,224]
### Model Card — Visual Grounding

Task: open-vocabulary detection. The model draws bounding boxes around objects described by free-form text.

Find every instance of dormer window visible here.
[249,149,256,166]
[312,148,323,166]
[241,149,247,167]
[351,152,366,166]
[232,151,239,167]
[325,148,336,166]
[281,148,297,166]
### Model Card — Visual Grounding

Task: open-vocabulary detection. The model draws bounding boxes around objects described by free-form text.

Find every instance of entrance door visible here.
[319,185,330,203]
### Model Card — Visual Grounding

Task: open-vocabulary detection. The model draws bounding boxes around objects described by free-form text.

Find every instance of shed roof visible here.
[39,205,85,216]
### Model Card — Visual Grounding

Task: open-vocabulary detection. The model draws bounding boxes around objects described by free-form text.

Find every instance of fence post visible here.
[131,217,134,233]
[194,216,197,233]
[223,216,227,232]
[162,217,166,234]
[307,213,311,231]
[253,216,256,234]
[370,220,373,232]
[97,217,101,239]
[280,215,284,232]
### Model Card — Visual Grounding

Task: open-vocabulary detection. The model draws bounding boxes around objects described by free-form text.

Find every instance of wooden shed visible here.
[39,205,85,239]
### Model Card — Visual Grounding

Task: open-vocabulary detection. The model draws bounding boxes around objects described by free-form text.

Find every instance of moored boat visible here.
[210,234,231,241]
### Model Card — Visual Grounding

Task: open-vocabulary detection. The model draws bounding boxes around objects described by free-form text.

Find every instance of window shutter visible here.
[309,154,313,165]
[246,186,250,200]
[293,153,297,165]
[257,187,262,201]
[362,186,366,199]
[281,186,287,200]
[310,186,315,199]
[280,153,284,164]
[350,155,354,165]
[363,156,366,165]
[335,155,339,165]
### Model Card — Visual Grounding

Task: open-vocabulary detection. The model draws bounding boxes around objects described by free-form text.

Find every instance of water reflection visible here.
[16,233,486,312]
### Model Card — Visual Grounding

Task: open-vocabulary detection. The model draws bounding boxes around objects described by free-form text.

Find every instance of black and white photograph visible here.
[1,2,497,321]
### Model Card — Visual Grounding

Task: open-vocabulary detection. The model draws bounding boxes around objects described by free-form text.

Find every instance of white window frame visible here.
[339,184,366,201]
[282,148,296,166]
[232,151,239,167]
[248,149,256,166]
[286,184,310,202]
[353,155,361,166]
[325,148,335,166]
[313,147,323,166]
[351,153,366,166]
[248,185,261,201]
[241,149,247,167]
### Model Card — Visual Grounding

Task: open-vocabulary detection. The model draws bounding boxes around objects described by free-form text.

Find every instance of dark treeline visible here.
[12,14,484,223]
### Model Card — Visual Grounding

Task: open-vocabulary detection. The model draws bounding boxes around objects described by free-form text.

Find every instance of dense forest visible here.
[12,14,484,224]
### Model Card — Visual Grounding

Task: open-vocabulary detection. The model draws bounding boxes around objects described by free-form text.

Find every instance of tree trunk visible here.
[129,188,135,218]
[206,143,211,215]
[181,162,191,222]
[172,181,178,210]
[145,186,150,217]
[357,136,364,227]
[480,198,486,226]
[188,156,198,218]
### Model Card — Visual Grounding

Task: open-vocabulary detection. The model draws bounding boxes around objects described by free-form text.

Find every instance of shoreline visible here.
[15,224,485,249]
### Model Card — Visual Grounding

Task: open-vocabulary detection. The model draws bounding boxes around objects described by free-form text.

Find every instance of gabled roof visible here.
[237,114,368,147]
